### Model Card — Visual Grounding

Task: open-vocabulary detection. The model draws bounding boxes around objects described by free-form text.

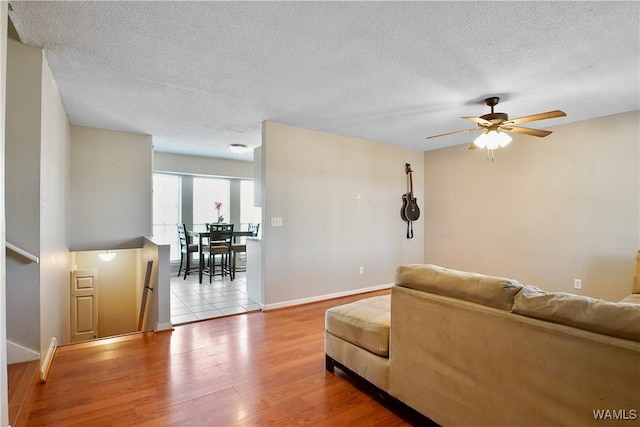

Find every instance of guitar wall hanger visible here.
[401,163,420,239]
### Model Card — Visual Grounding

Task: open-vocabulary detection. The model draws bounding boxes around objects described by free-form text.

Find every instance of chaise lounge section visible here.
[325,263,640,426]
[324,295,391,391]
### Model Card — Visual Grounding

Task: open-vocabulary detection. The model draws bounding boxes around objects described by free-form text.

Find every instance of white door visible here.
[70,269,98,343]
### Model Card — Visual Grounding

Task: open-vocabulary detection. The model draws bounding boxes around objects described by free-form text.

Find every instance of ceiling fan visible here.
[426,97,566,151]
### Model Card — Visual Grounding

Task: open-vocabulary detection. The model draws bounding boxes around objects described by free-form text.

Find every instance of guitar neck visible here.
[408,171,414,198]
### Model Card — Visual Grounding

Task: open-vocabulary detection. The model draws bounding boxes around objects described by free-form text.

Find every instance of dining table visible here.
[187,228,257,284]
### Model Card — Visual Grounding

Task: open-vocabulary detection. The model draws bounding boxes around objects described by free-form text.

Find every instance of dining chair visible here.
[201,223,234,283]
[177,223,199,280]
[231,223,260,274]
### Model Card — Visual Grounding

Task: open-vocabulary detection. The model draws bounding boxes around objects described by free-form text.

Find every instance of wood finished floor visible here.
[24,290,426,426]
[8,360,39,427]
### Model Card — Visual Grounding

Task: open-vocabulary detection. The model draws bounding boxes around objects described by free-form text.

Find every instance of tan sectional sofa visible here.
[325,263,640,426]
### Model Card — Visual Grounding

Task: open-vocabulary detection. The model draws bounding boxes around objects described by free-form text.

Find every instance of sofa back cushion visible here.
[395,264,523,311]
[513,285,640,342]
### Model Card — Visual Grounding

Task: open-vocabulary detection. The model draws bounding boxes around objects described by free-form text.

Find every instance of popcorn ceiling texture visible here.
[8,1,639,160]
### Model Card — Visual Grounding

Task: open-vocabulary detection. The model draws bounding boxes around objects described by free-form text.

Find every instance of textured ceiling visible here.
[8,1,640,161]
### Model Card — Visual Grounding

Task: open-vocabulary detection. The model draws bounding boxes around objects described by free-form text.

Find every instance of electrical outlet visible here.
[574,279,582,290]
[359,266,364,275]
[270,217,283,227]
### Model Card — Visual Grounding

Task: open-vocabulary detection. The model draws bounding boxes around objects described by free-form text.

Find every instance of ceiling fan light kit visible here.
[473,127,512,150]
[426,96,566,159]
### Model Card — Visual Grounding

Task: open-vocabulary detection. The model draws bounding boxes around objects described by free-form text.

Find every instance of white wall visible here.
[262,121,424,306]
[0,2,9,424]
[253,146,262,206]
[154,151,253,178]
[5,39,42,351]
[70,126,153,251]
[39,55,71,352]
[423,111,640,301]
[181,176,194,230]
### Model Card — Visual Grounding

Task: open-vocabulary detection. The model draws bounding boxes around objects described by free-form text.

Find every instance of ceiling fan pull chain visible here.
[487,148,494,162]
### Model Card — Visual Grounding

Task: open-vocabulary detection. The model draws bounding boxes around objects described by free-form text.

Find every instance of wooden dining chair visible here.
[201,223,234,283]
[231,223,260,274]
[177,223,199,280]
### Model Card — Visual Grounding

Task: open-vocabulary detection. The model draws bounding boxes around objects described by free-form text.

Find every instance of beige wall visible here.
[72,249,139,338]
[5,39,42,350]
[423,111,640,301]
[262,122,424,306]
[6,39,72,364]
[39,54,72,350]
[70,126,153,251]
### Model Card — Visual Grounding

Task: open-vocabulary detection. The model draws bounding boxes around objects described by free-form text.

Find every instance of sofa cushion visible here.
[395,264,523,311]
[513,285,640,342]
[325,295,390,357]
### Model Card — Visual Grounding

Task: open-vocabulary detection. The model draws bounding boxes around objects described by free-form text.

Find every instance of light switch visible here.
[271,217,283,227]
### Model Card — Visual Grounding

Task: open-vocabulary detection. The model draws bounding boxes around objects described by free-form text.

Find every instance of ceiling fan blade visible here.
[502,126,552,137]
[462,116,492,126]
[504,110,566,125]
[425,128,480,139]
[467,143,477,150]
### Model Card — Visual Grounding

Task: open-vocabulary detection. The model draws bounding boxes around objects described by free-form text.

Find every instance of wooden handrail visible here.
[6,242,39,264]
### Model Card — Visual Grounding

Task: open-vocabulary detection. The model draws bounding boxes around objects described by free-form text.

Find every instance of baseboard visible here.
[7,341,40,365]
[39,338,57,383]
[263,283,392,311]
[155,321,174,332]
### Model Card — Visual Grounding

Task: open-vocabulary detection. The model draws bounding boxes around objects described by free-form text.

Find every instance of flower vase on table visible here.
[214,201,224,224]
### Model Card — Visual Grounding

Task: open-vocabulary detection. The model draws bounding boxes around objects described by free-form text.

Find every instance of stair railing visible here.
[5,242,39,264]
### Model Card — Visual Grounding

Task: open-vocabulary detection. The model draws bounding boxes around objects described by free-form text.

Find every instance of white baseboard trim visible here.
[263,283,392,311]
[40,337,57,382]
[7,340,40,365]
[155,321,173,332]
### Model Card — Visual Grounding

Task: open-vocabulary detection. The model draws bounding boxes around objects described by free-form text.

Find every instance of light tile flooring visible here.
[170,270,260,325]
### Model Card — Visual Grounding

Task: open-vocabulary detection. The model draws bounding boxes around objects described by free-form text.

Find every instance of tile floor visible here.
[170,270,261,325]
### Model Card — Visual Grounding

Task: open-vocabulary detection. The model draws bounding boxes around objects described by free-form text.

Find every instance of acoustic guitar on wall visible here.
[401,163,420,221]
[401,163,420,239]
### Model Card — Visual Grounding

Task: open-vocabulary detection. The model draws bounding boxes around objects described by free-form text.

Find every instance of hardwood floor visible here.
[23,290,428,426]
[8,360,39,427]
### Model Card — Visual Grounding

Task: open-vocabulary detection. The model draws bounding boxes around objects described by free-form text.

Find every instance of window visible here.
[240,180,261,231]
[152,173,181,261]
[193,177,230,231]
[152,174,255,264]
